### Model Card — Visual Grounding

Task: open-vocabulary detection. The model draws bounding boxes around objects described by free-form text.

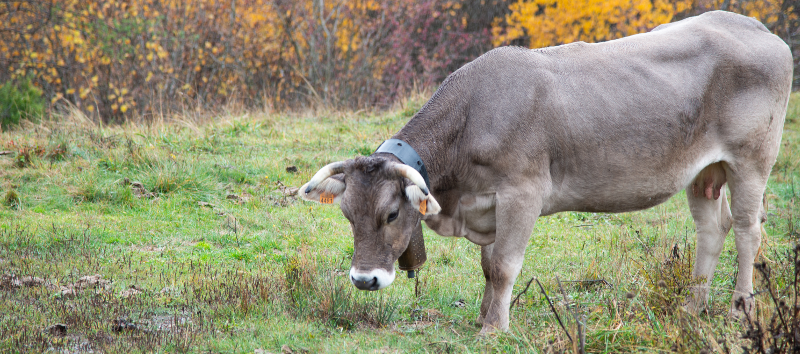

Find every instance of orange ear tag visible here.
[320,192,335,204]
[419,200,427,214]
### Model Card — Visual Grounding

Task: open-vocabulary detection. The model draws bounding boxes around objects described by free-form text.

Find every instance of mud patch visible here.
[1,273,48,290]
[56,274,112,298]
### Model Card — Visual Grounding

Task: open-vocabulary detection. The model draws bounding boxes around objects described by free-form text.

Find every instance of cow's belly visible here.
[544,146,728,214]
[423,193,497,245]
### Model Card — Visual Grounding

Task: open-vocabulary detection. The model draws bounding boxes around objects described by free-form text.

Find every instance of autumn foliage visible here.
[493,0,796,48]
[0,0,796,122]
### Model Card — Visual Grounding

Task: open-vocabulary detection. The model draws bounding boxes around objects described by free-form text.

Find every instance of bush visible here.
[0,0,490,121]
[0,78,44,130]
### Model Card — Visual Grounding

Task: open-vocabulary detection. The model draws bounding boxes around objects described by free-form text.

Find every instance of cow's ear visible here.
[300,174,345,204]
[405,185,441,216]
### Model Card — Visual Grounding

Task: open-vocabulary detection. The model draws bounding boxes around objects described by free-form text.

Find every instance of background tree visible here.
[0,0,796,123]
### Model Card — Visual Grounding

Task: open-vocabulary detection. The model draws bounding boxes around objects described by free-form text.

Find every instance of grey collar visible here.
[375,139,431,189]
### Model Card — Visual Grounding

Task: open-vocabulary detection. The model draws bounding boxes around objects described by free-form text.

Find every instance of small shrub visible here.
[3,190,20,208]
[228,248,252,262]
[194,241,212,251]
[13,145,43,168]
[740,244,800,353]
[638,242,701,316]
[0,78,45,130]
[46,143,68,161]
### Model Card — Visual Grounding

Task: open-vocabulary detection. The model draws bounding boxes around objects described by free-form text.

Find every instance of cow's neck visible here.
[391,108,465,193]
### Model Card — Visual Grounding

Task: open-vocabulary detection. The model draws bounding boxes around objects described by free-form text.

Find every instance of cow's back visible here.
[444,11,792,214]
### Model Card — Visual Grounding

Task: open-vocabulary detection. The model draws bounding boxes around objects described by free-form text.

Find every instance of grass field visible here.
[1,93,799,353]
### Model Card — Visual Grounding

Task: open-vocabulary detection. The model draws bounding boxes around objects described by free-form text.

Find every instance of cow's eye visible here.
[387,210,399,223]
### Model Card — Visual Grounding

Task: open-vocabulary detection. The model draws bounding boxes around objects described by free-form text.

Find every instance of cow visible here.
[299,11,794,333]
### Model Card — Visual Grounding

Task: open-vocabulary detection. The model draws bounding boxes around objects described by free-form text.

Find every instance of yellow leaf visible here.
[120,105,128,113]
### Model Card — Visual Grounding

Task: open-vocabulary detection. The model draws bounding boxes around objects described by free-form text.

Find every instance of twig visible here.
[535,278,572,343]
[511,276,535,309]
[560,279,612,287]
[415,271,421,298]
[557,276,585,354]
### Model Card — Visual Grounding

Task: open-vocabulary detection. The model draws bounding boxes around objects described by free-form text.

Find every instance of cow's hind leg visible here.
[477,243,494,325]
[726,164,770,317]
[686,162,733,313]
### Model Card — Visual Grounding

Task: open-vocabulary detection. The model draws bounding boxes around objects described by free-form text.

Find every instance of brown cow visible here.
[300,11,794,333]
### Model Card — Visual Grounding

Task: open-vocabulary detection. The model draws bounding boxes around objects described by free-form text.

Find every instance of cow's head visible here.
[299,156,441,290]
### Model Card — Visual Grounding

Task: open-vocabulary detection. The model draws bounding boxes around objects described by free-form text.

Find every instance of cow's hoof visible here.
[729,296,754,320]
[477,327,499,337]
[728,308,743,320]
[681,299,707,315]
[477,321,506,337]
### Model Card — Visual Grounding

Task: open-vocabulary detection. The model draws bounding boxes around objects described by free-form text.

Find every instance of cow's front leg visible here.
[477,243,494,325]
[479,192,540,334]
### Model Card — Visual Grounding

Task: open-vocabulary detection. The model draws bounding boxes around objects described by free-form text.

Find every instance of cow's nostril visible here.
[352,275,380,290]
[350,269,394,291]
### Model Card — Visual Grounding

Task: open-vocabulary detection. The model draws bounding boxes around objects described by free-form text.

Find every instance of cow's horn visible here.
[394,164,429,196]
[304,161,346,193]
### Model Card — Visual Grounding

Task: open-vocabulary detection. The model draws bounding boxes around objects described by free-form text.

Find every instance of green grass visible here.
[0,93,799,353]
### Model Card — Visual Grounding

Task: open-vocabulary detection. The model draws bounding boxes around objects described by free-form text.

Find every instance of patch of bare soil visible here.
[120,285,144,298]
[1,273,48,290]
[226,192,252,204]
[56,274,111,299]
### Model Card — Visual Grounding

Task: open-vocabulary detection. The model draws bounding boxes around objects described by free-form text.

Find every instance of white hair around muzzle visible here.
[349,267,395,291]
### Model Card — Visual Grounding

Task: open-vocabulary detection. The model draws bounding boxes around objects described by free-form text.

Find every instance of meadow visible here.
[1,92,799,353]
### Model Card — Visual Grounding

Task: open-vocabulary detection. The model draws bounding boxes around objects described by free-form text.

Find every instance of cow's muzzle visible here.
[349,268,395,291]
